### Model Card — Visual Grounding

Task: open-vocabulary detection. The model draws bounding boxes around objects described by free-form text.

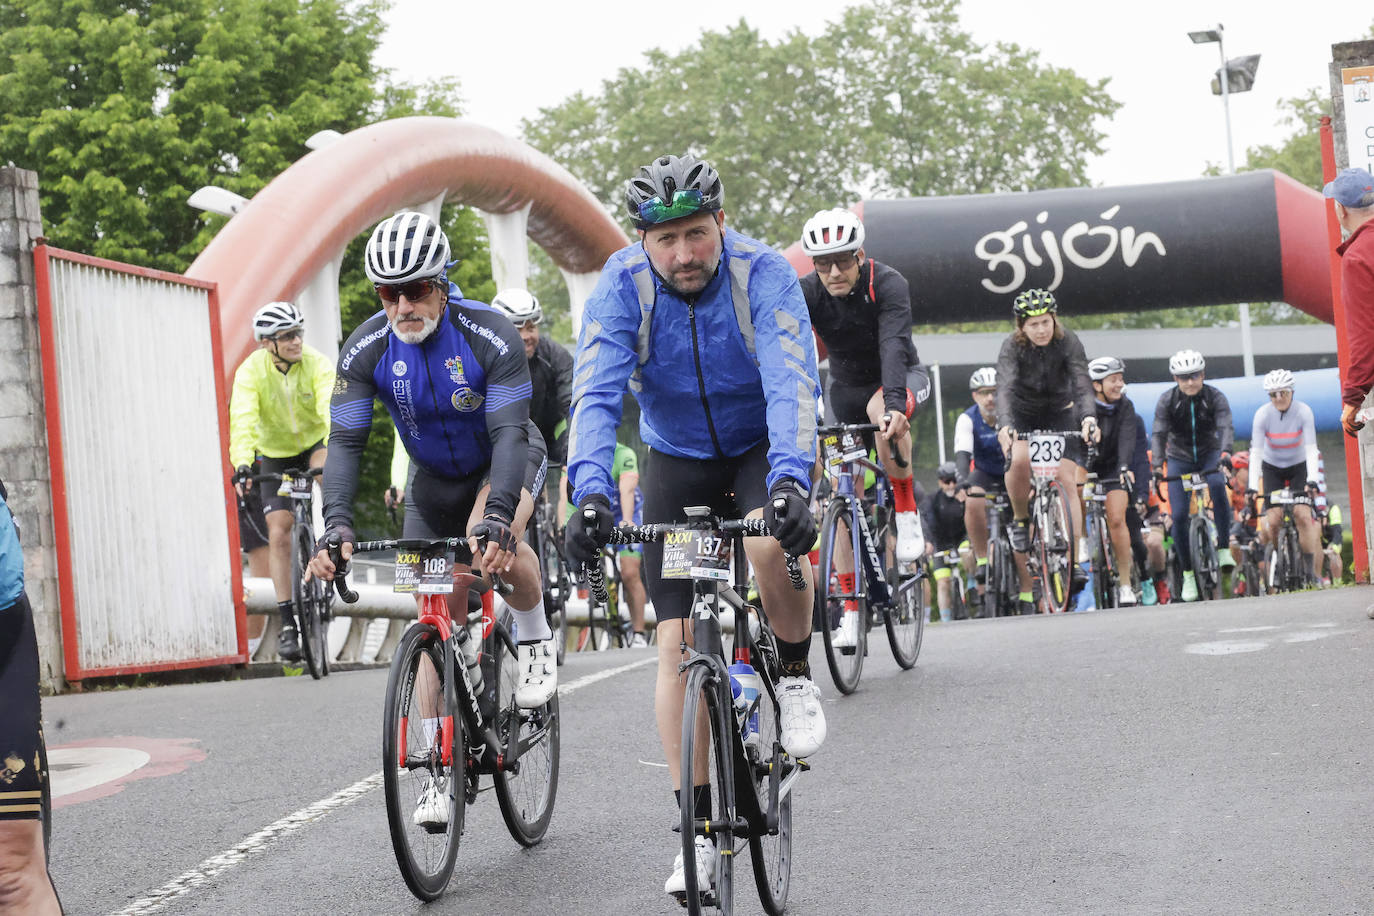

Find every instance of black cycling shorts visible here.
[259,441,326,515]
[1260,461,1308,503]
[404,431,547,539]
[965,467,1006,494]
[1010,406,1082,466]
[0,592,47,821]
[825,364,931,424]
[642,441,771,622]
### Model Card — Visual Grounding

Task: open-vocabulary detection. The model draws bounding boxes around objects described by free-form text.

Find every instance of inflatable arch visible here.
[783,170,1333,325]
[186,117,629,384]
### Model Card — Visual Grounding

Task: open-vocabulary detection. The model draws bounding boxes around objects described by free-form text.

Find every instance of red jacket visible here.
[1339,220,1374,408]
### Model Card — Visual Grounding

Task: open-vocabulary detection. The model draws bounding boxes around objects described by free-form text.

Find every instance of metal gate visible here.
[34,246,245,678]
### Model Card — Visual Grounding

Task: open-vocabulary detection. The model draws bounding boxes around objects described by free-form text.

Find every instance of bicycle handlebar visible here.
[1013,428,1086,441]
[326,534,513,603]
[580,510,806,604]
[818,421,908,469]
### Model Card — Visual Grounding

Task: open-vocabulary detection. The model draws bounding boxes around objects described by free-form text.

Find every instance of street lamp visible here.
[187,185,249,218]
[1190,23,1261,377]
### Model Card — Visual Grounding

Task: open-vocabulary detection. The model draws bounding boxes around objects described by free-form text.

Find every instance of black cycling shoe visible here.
[1070,563,1088,595]
[1009,519,1031,553]
[1017,598,1037,616]
[278,624,302,661]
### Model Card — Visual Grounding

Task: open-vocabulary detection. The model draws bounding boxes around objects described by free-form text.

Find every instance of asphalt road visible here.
[43,587,1374,915]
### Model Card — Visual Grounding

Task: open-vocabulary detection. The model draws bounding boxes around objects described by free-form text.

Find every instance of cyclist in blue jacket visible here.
[563,154,824,901]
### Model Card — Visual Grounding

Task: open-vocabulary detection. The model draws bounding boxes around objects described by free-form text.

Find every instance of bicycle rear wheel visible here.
[1189,517,1219,601]
[1089,515,1114,610]
[745,646,792,916]
[382,624,464,901]
[818,498,866,695]
[537,521,569,666]
[679,664,736,915]
[1032,482,1074,613]
[491,614,560,846]
[292,522,328,679]
[884,570,924,669]
[987,538,1015,616]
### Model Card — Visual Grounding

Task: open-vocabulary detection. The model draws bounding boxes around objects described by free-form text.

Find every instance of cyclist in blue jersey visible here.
[562,154,823,900]
[308,213,557,827]
[1150,349,1234,602]
[954,366,1004,609]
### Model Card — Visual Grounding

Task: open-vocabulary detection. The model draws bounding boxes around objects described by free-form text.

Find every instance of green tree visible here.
[522,0,1120,250]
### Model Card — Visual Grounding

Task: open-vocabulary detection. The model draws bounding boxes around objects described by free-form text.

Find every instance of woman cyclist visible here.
[994,288,1097,613]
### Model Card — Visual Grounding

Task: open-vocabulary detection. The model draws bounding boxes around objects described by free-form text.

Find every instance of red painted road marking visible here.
[47,737,205,808]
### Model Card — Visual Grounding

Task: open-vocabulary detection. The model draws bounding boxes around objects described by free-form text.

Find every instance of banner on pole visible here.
[1342,66,1374,173]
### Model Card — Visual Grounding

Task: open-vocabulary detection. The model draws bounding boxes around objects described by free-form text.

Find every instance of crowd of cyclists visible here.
[213,151,1348,907]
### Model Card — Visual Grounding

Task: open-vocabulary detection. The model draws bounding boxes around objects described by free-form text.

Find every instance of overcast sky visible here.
[374,0,1368,192]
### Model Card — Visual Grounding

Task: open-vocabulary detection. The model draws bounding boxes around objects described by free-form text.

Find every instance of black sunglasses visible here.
[266,328,303,343]
[375,278,440,303]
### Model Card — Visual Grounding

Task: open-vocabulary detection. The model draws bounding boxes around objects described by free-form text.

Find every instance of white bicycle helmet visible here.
[968,367,997,390]
[252,301,304,340]
[364,211,450,284]
[1088,356,1125,381]
[1168,349,1206,375]
[800,208,865,257]
[491,289,543,326]
[1262,368,1295,392]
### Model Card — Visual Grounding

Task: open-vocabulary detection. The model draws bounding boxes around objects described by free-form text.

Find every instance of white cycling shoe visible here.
[412,776,449,830]
[777,676,826,758]
[665,836,715,901]
[515,639,557,708]
[1117,584,1137,607]
[895,511,924,564]
[831,610,859,648]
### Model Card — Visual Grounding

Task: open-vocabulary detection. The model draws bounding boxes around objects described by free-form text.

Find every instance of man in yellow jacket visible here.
[229,302,334,660]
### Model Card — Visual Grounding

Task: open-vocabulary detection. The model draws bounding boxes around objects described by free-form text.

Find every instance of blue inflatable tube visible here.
[1128,368,1342,438]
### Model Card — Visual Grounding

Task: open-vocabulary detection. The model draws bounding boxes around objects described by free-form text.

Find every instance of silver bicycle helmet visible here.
[1262,368,1295,392]
[1088,356,1125,381]
[1168,349,1206,375]
[364,211,451,284]
[252,301,304,341]
[968,367,997,390]
[490,289,543,326]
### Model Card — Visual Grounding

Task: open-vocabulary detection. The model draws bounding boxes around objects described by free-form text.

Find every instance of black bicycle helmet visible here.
[937,461,958,482]
[1012,288,1057,320]
[624,154,724,229]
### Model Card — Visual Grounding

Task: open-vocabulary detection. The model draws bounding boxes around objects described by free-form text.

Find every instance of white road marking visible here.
[1217,626,1281,633]
[49,747,150,799]
[1183,640,1269,655]
[112,655,657,915]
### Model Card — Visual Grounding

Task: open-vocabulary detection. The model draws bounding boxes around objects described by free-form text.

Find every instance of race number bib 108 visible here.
[1028,434,1064,480]
[660,528,732,582]
[395,544,455,594]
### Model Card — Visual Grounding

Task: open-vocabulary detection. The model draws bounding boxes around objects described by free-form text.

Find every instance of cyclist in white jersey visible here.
[1250,369,1320,581]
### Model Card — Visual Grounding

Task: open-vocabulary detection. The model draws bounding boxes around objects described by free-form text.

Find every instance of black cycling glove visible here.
[565,494,613,567]
[314,525,357,561]
[470,515,518,555]
[765,479,816,557]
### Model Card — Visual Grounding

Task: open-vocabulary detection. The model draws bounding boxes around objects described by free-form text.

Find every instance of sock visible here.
[1018,591,1033,602]
[776,635,812,678]
[247,635,263,655]
[672,786,712,822]
[512,599,552,645]
[838,573,857,613]
[891,476,917,513]
[277,600,295,628]
[976,556,988,567]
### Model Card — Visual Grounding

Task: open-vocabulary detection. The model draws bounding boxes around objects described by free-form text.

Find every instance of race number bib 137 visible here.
[395,544,454,594]
[660,528,732,582]
[1028,434,1064,480]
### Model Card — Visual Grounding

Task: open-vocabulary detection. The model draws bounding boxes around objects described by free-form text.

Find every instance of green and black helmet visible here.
[1012,288,1057,320]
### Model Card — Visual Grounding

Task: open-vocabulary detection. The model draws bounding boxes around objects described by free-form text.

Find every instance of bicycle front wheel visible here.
[987,538,1015,617]
[1189,517,1219,601]
[492,615,560,846]
[1089,515,1114,610]
[679,664,736,915]
[818,498,866,695]
[884,570,924,669]
[1033,482,1074,613]
[293,522,328,679]
[746,652,792,916]
[382,624,464,901]
[1281,524,1304,592]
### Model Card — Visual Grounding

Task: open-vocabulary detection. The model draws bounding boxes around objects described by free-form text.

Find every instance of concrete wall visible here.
[0,166,63,690]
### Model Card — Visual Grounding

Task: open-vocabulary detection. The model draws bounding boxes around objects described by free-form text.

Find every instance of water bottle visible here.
[728,659,761,753]
[454,626,483,695]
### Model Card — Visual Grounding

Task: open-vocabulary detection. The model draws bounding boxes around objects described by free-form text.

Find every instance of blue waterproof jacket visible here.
[569,228,820,504]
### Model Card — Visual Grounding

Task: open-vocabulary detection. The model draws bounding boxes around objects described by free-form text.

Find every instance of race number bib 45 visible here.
[1028,434,1064,480]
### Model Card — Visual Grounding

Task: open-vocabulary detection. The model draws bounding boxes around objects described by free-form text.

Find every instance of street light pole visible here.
[1191,22,1256,377]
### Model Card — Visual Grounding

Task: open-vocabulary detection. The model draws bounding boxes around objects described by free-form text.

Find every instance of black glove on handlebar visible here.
[565,494,613,567]
[314,525,356,560]
[765,479,816,557]
[233,465,252,490]
[470,515,518,555]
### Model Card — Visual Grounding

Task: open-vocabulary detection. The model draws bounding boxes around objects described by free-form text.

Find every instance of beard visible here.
[391,313,439,344]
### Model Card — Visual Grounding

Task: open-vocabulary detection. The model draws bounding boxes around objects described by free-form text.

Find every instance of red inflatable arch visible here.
[186,117,629,384]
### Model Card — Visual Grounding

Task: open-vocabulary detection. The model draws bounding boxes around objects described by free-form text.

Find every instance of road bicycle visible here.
[1264,487,1314,594]
[974,487,1020,617]
[241,466,332,678]
[526,475,570,665]
[1230,492,1264,598]
[814,423,925,695]
[327,535,559,901]
[1157,467,1223,602]
[1081,443,1125,611]
[1016,430,1080,614]
[927,546,969,621]
[583,506,807,916]
[576,547,634,650]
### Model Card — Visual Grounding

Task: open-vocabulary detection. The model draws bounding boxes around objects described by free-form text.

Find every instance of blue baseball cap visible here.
[1323,167,1374,208]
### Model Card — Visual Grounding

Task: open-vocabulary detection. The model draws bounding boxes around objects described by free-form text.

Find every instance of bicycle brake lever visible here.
[325,534,359,604]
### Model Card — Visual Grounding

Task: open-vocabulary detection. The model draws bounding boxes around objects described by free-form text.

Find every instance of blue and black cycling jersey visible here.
[954,404,1006,482]
[323,282,532,528]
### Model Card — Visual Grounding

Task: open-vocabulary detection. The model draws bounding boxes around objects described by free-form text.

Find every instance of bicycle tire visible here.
[884,569,924,669]
[292,522,328,679]
[491,614,560,846]
[1090,515,1115,610]
[1033,482,1074,613]
[1189,517,1218,601]
[745,644,792,915]
[1242,554,1261,598]
[818,497,866,695]
[382,624,463,901]
[986,538,1014,617]
[1281,524,1304,592]
[679,664,736,915]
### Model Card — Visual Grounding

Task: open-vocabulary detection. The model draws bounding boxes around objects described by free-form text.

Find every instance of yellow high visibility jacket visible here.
[229,345,335,468]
